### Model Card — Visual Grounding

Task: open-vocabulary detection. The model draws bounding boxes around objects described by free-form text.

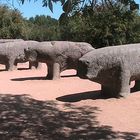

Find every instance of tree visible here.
[2,0,138,46]
[0,0,139,15]
[4,0,138,14]
[27,15,60,41]
[1,0,139,46]
[59,1,140,48]
[0,4,60,41]
[0,5,30,39]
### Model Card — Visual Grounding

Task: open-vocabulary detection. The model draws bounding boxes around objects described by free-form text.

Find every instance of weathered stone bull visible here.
[77,44,140,97]
[0,39,24,43]
[0,40,39,71]
[24,41,94,80]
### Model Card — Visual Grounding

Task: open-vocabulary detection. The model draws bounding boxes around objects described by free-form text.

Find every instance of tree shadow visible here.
[0,94,139,139]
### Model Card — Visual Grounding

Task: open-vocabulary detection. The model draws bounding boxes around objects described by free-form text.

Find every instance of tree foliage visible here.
[0,5,60,41]
[4,0,138,47]
[27,15,60,41]
[13,0,139,14]
[0,1,140,48]
[59,0,140,48]
[0,5,29,39]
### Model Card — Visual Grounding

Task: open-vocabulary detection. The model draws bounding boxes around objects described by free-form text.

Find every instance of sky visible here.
[0,0,64,19]
[0,0,140,20]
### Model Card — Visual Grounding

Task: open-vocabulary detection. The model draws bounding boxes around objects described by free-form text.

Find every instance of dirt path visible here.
[0,63,140,139]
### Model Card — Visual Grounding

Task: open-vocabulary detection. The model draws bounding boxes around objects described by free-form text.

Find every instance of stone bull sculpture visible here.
[24,41,94,80]
[0,40,39,71]
[77,44,140,97]
[0,39,24,43]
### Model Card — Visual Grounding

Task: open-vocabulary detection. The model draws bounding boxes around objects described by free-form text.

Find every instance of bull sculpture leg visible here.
[118,68,130,97]
[6,58,16,71]
[46,63,60,80]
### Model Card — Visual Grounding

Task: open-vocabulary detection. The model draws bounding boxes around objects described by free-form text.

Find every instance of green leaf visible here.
[48,0,53,12]
[42,0,48,7]
[20,0,25,4]
[63,0,72,13]
[60,0,66,5]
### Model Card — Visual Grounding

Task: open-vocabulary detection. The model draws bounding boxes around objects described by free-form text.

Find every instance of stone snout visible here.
[77,59,95,79]
[24,48,38,62]
[77,58,104,81]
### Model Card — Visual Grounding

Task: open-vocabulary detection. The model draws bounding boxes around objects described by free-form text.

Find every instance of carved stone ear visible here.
[85,60,90,65]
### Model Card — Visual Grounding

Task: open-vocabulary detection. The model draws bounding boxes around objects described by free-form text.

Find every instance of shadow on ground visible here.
[56,90,103,102]
[17,68,30,71]
[11,76,46,81]
[11,75,77,81]
[0,69,6,72]
[61,75,77,78]
[0,68,30,72]
[56,88,138,103]
[0,94,139,139]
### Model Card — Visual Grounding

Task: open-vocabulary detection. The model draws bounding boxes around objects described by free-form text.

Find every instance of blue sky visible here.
[16,1,64,19]
[0,0,140,19]
[0,0,63,19]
